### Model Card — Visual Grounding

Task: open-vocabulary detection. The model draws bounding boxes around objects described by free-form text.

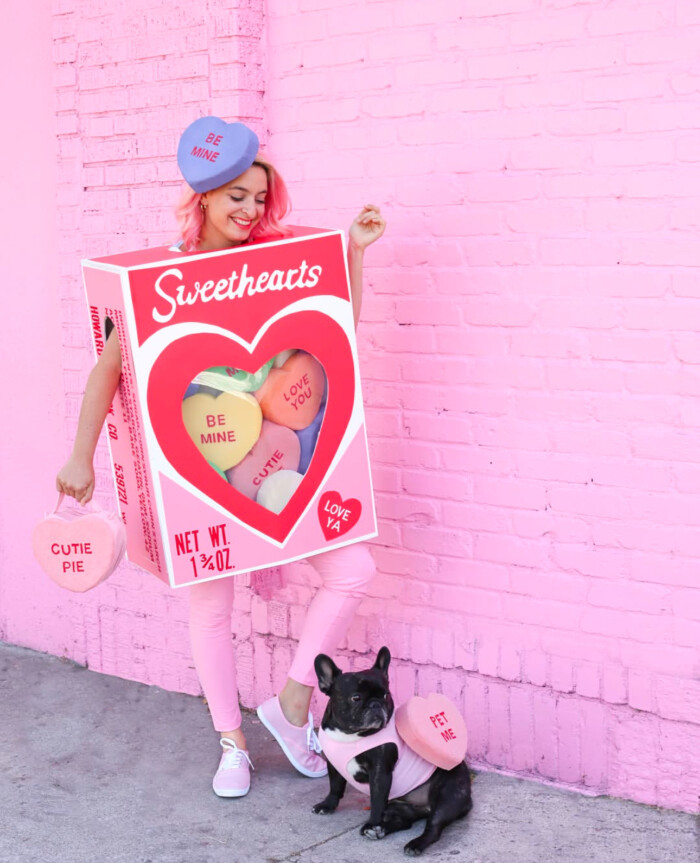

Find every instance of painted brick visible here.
[628,670,656,714]
[499,642,522,682]
[557,696,582,783]
[547,106,624,136]
[487,680,513,769]
[544,170,624,198]
[654,677,700,724]
[368,28,433,60]
[588,4,672,36]
[574,662,601,700]
[579,699,607,788]
[391,662,417,707]
[610,712,660,803]
[522,650,548,688]
[463,676,488,760]
[550,656,575,694]
[602,665,628,705]
[533,689,558,780]
[548,41,622,74]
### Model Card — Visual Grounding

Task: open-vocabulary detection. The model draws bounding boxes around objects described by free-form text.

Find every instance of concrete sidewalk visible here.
[0,643,696,863]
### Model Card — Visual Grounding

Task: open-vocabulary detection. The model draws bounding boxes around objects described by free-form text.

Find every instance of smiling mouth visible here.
[231,217,252,227]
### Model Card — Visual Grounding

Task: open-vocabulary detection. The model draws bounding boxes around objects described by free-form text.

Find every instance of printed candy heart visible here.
[147,312,355,543]
[297,400,325,474]
[177,116,259,194]
[317,491,361,541]
[257,469,304,514]
[226,420,301,500]
[273,349,296,368]
[395,694,468,770]
[193,359,273,394]
[32,510,125,593]
[255,351,325,431]
[182,391,262,471]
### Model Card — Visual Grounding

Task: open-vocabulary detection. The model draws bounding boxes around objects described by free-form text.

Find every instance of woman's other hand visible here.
[56,456,95,506]
[349,205,386,251]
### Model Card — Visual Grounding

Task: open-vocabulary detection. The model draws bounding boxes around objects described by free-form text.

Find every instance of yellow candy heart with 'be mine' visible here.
[182,391,263,472]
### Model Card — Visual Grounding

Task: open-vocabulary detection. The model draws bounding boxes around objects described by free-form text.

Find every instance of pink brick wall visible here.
[1,0,699,813]
[0,2,67,672]
[263,0,700,811]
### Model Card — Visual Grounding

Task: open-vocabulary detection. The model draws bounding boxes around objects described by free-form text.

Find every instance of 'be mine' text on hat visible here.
[177,116,259,194]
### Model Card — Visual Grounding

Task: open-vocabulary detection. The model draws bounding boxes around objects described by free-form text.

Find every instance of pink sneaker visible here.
[212,738,254,797]
[256,696,327,778]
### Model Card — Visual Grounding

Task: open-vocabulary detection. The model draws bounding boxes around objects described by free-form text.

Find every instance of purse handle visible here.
[52,492,101,515]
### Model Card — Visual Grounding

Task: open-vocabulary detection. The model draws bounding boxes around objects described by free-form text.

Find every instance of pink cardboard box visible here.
[81,228,377,588]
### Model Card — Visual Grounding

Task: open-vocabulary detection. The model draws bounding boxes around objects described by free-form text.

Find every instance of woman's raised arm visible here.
[347,204,386,329]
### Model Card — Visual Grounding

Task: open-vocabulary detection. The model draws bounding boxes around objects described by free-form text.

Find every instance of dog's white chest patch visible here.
[347,757,367,783]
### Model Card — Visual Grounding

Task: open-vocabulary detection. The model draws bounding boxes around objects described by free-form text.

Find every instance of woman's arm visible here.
[56,329,122,505]
[347,205,386,329]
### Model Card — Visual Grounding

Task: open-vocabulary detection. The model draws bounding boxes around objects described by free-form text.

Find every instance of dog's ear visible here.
[374,646,391,673]
[315,653,342,695]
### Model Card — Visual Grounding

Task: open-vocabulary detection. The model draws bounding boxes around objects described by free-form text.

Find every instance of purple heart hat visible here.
[177,116,259,193]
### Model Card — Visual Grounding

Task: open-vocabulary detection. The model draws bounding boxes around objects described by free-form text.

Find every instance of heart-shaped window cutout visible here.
[181,349,327,514]
[147,312,355,543]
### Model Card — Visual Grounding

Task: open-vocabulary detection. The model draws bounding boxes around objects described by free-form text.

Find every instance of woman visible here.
[56,117,386,797]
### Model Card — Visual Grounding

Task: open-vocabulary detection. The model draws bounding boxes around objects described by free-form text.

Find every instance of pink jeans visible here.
[188,543,376,731]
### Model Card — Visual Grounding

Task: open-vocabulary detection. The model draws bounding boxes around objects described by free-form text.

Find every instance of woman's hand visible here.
[56,455,95,506]
[348,205,386,252]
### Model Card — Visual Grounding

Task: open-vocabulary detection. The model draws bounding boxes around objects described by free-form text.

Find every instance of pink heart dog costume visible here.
[318,714,436,799]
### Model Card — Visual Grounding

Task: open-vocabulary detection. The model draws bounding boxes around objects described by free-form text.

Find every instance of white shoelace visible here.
[219,738,255,770]
[306,712,323,754]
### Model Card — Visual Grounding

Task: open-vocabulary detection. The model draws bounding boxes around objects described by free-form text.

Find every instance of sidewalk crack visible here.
[266,823,360,862]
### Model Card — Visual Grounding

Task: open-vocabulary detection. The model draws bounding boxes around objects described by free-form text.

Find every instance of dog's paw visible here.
[360,822,386,840]
[312,801,337,815]
[403,838,424,856]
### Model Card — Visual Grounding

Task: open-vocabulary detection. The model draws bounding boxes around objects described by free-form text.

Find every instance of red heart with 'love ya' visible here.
[147,312,354,543]
[395,694,468,770]
[317,491,362,540]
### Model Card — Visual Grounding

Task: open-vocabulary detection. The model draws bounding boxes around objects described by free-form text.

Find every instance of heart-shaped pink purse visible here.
[32,494,126,592]
[395,694,468,770]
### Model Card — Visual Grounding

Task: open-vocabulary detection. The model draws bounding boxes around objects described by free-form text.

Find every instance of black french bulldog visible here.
[312,646,472,856]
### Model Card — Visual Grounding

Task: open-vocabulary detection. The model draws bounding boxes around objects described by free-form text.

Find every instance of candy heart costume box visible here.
[81,228,377,588]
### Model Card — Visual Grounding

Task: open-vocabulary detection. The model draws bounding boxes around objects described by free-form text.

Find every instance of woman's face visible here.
[199,164,267,249]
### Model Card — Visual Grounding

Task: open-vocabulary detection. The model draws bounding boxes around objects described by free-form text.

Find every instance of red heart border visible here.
[147,311,355,543]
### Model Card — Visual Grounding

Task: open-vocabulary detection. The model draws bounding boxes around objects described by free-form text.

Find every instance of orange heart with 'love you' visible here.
[395,693,468,770]
[255,351,325,430]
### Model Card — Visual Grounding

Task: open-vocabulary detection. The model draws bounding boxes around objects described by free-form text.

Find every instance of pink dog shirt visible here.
[318,714,436,799]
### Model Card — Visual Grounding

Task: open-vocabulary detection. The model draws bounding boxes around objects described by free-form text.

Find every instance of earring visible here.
[200,201,207,211]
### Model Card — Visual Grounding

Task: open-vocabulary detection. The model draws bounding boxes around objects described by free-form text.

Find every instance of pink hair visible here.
[175,154,292,252]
